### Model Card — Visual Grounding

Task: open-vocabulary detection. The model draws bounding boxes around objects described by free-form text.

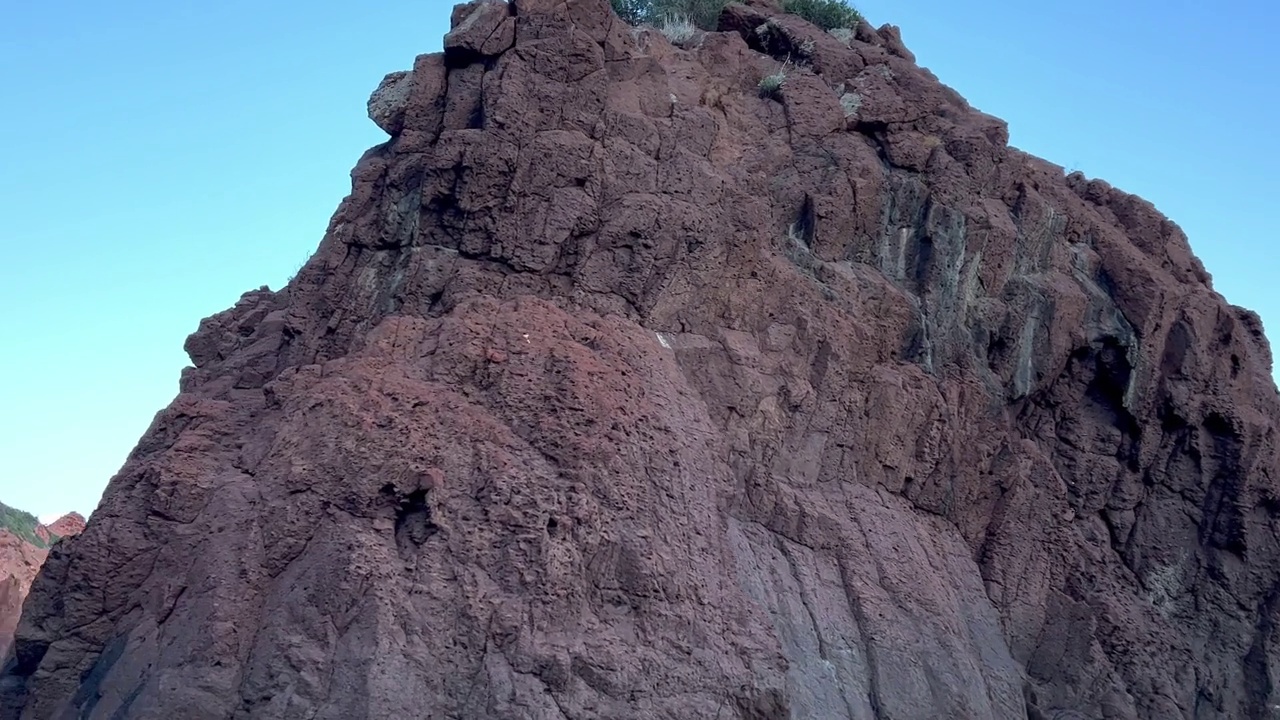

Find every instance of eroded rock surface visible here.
[5,0,1279,718]
[0,508,85,661]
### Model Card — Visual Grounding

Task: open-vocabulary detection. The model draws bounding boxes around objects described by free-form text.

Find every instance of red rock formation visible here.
[43,514,86,540]
[0,510,86,661]
[0,535,44,663]
[5,0,1279,717]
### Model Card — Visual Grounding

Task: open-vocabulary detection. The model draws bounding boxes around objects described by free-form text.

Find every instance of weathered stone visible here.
[876,23,915,62]
[718,2,771,36]
[445,0,515,60]
[367,70,413,135]
[5,0,1280,718]
[0,508,84,660]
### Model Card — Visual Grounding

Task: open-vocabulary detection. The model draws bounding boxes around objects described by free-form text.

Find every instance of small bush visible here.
[610,0,649,25]
[610,0,729,31]
[677,0,731,29]
[758,62,790,98]
[612,0,863,33]
[659,14,698,46]
[782,0,862,31]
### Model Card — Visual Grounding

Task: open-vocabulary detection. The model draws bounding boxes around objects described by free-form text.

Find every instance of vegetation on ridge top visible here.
[780,0,862,31]
[611,0,862,32]
[0,502,53,549]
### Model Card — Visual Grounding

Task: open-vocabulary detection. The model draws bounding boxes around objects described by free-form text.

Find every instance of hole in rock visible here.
[394,489,439,551]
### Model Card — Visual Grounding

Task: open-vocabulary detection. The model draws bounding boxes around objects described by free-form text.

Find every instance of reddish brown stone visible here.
[875,23,915,62]
[445,0,516,60]
[0,510,85,661]
[5,0,1280,718]
[43,514,86,539]
[718,2,770,36]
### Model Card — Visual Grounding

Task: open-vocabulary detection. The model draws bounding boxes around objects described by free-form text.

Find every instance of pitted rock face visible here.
[367,70,414,135]
[4,0,1280,718]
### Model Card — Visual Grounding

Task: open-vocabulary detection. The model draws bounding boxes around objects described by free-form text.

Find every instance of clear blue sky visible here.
[1,0,1276,520]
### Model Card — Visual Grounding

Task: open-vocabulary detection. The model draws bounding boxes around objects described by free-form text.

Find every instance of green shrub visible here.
[659,14,699,46]
[0,502,51,548]
[610,0,864,36]
[758,62,790,98]
[675,0,730,29]
[610,0,649,25]
[610,0,729,31]
[782,0,862,30]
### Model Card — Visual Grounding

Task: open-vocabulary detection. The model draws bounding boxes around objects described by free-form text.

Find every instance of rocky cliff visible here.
[4,0,1279,718]
[0,506,85,662]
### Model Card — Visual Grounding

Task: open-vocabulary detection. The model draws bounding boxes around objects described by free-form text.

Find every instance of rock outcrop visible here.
[5,0,1279,717]
[0,507,85,662]
[41,515,86,542]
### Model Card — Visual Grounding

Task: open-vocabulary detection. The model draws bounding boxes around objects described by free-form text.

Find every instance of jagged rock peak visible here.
[4,0,1279,718]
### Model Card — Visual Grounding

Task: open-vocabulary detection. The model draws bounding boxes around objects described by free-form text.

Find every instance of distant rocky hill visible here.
[41,513,86,541]
[4,0,1280,718]
[0,504,84,660]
